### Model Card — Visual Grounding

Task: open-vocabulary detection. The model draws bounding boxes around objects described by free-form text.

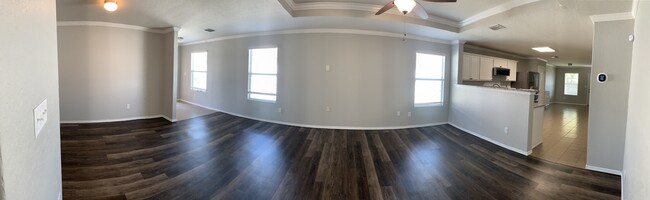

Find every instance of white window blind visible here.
[564,73,579,96]
[248,48,278,102]
[191,52,208,91]
[414,53,445,105]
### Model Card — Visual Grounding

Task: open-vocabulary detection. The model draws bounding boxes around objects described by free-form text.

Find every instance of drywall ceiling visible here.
[55,0,635,66]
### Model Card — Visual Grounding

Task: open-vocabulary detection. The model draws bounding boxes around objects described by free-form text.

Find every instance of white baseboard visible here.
[586,165,622,175]
[61,115,169,124]
[448,123,530,156]
[178,99,448,130]
[160,115,175,122]
[552,102,589,106]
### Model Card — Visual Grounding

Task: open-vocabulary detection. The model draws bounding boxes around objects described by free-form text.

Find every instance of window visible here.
[190,52,208,91]
[414,53,445,105]
[248,48,278,102]
[564,73,579,96]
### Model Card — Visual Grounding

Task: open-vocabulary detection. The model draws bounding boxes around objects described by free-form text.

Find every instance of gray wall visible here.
[0,0,62,199]
[587,19,634,173]
[180,33,451,128]
[545,65,556,103]
[450,43,534,155]
[58,26,170,122]
[161,30,179,121]
[553,67,591,105]
[623,2,650,199]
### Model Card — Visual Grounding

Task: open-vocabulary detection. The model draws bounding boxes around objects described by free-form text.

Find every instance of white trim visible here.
[60,115,171,124]
[181,28,451,46]
[590,12,635,23]
[464,44,526,60]
[283,0,459,28]
[632,0,640,18]
[451,40,466,45]
[460,0,541,27]
[161,115,176,123]
[448,123,530,156]
[527,57,548,63]
[57,21,175,34]
[552,102,588,106]
[178,99,447,130]
[586,165,622,176]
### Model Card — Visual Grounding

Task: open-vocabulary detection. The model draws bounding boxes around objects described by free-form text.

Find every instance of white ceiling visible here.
[56,0,635,66]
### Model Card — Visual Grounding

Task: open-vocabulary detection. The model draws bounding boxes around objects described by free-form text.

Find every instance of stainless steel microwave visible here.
[493,67,511,76]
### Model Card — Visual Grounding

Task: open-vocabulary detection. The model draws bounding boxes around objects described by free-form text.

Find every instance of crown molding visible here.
[57,21,176,34]
[282,0,459,28]
[527,57,548,63]
[632,0,639,18]
[181,28,451,46]
[460,0,541,27]
[590,12,635,23]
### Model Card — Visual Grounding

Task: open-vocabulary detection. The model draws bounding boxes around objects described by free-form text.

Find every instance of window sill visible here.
[248,98,276,103]
[415,103,443,108]
[191,88,206,93]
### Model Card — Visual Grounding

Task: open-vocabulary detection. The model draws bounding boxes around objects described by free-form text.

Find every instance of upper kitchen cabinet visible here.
[494,58,508,68]
[506,60,518,82]
[479,56,494,81]
[461,53,519,82]
[462,54,481,81]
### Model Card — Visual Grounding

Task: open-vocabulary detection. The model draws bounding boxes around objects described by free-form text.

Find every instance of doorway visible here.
[531,67,591,168]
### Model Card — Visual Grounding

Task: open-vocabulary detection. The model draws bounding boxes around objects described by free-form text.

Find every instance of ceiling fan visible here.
[375,0,457,19]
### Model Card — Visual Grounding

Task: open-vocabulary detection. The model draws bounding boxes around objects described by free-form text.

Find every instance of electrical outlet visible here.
[504,127,509,134]
[325,65,331,71]
[127,104,131,110]
[397,111,401,116]
[407,112,412,117]
[325,106,331,112]
[33,99,48,139]
[277,107,282,113]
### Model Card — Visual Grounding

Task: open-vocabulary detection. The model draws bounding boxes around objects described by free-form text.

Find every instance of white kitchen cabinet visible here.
[479,56,494,81]
[462,54,480,81]
[506,60,518,81]
[494,58,508,68]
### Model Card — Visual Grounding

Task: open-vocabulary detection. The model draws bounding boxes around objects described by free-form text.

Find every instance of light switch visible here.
[325,106,331,112]
[34,99,48,138]
[325,65,331,72]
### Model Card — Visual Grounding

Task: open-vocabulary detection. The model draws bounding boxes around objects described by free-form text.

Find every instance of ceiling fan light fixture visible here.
[394,0,416,14]
[104,0,118,12]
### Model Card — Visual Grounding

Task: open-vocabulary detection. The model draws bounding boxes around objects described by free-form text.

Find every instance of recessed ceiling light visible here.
[532,46,555,53]
[204,28,215,32]
[489,24,507,31]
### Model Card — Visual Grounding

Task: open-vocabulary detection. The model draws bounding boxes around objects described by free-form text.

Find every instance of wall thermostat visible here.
[597,73,608,83]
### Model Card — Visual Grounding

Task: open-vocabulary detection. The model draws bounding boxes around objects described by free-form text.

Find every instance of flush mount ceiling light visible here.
[532,46,555,53]
[104,0,118,12]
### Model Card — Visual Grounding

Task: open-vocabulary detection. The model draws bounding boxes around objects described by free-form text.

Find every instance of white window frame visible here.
[564,73,579,96]
[190,51,208,92]
[248,47,278,103]
[414,52,445,107]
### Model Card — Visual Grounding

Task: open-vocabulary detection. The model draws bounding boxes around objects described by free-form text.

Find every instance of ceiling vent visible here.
[204,28,215,32]
[489,24,507,31]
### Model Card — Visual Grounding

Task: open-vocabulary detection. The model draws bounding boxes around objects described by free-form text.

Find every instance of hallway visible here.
[531,104,589,168]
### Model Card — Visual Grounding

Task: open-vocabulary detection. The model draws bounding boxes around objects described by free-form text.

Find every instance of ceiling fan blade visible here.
[413,3,429,19]
[375,1,396,15]
[421,0,457,2]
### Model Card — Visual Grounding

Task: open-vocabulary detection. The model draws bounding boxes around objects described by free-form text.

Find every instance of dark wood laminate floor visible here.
[61,112,621,200]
